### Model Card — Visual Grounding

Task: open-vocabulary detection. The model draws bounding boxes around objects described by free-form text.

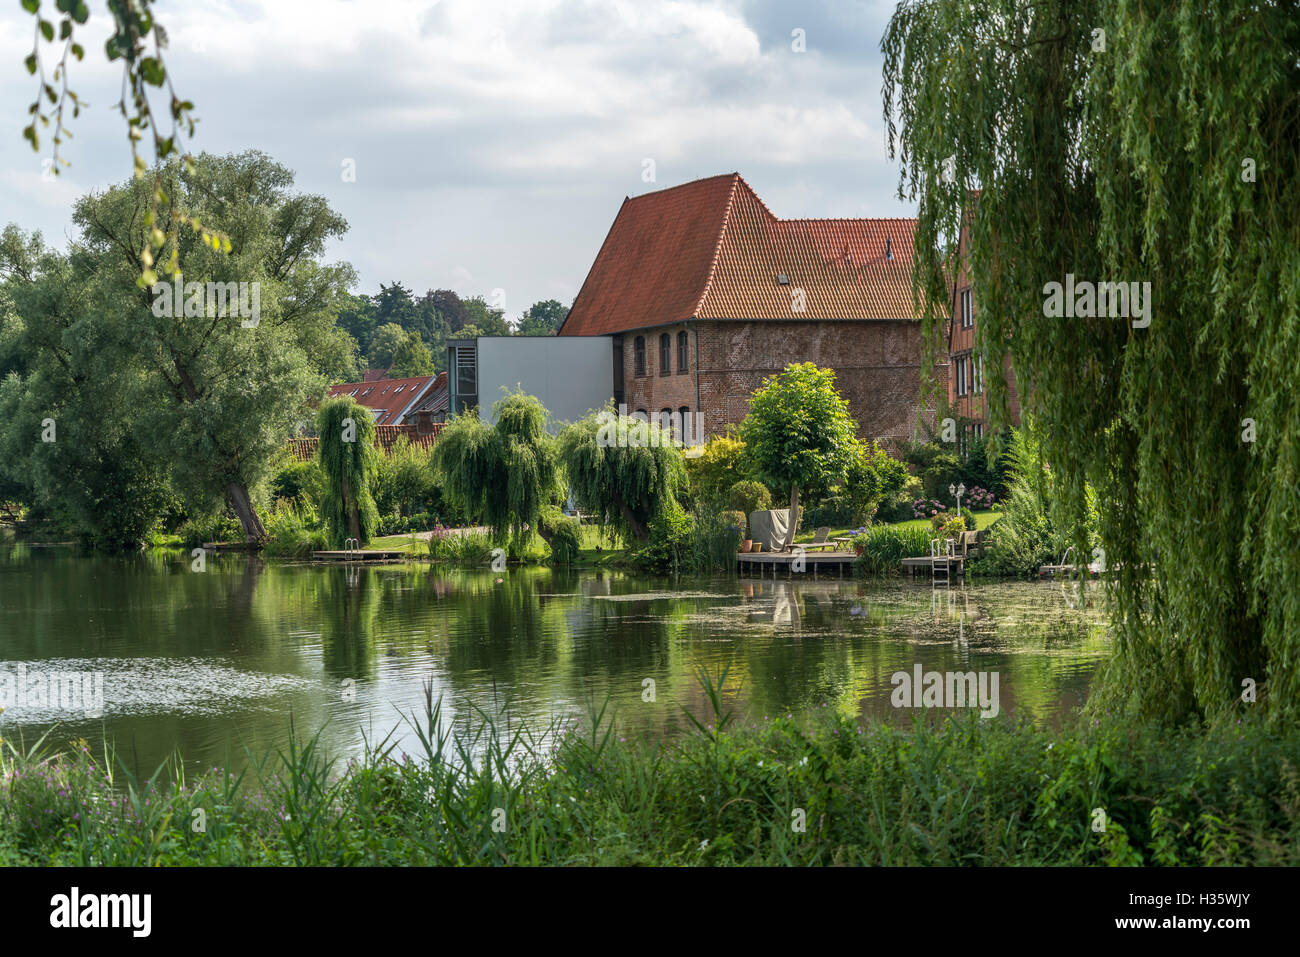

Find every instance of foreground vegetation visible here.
[2,679,1294,866]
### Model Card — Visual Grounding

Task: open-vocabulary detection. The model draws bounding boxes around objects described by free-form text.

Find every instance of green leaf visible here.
[24,53,37,75]
[139,57,165,87]
[39,18,54,41]
[21,0,40,14]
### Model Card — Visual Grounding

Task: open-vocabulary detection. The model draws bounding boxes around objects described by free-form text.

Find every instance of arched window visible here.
[659,333,671,375]
[633,336,646,377]
[679,406,691,440]
[677,331,689,372]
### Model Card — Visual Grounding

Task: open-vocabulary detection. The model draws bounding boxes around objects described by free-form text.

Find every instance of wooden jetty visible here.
[202,541,262,552]
[737,550,857,577]
[901,555,966,579]
[311,549,408,564]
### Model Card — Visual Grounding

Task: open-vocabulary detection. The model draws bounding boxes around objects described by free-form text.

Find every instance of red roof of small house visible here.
[327,374,437,426]
[559,173,931,336]
[407,371,449,418]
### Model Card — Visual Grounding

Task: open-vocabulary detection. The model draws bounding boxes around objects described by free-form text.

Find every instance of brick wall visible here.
[619,319,933,443]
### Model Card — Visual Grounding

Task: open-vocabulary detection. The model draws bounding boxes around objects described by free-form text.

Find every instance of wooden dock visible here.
[901,556,966,578]
[737,550,857,577]
[311,549,408,564]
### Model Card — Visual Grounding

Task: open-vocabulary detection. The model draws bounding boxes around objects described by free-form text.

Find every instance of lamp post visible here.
[950,482,966,520]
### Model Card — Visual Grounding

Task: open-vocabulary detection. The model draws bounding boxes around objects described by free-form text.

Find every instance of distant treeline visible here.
[338,285,570,378]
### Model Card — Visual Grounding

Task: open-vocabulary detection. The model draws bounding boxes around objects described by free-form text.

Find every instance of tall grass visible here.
[854,525,934,576]
[3,677,1299,866]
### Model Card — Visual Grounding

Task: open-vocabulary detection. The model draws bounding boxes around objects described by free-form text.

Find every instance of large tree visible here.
[557,404,686,545]
[517,299,567,336]
[738,363,859,551]
[2,151,356,544]
[883,0,1300,723]
[433,391,562,551]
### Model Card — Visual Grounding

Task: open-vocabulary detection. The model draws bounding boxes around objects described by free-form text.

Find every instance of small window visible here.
[634,336,646,377]
[679,406,691,440]
[677,331,689,373]
[659,408,674,432]
[634,408,648,421]
[955,357,966,396]
[659,333,671,375]
[960,289,973,328]
[394,385,404,394]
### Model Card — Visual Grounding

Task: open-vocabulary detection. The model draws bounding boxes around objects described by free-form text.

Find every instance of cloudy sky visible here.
[0,0,910,322]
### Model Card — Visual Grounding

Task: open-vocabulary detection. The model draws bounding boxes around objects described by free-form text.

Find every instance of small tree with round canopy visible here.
[738,363,859,551]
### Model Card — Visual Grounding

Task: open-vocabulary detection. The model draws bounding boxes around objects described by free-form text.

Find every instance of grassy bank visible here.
[2,679,1295,866]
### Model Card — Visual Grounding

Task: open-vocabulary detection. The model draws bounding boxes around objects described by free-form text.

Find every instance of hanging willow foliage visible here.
[431,391,561,549]
[883,1,1300,724]
[317,397,379,548]
[556,403,686,545]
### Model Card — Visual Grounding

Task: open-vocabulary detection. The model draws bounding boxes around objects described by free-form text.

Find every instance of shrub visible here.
[636,505,695,574]
[373,437,436,519]
[176,512,242,548]
[726,479,772,516]
[683,431,749,505]
[854,525,933,576]
[719,510,746,536]
[875,475,923,523]
[844,440,909,524]
[540,506,582,564]
[263,505,328,557]
[425,526,496,564]
[938,514,966,539]
[691,508,743,570]
[270,458,325,510]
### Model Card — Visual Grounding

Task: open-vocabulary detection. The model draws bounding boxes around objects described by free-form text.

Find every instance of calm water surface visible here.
[0,544,1110,775]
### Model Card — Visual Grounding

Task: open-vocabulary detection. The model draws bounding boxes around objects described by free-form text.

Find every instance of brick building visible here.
[558,173,939,444]
[946,210,1020,452]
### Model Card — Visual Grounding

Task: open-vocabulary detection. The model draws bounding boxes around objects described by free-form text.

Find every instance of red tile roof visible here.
[285,424,442,462]
[327,374,437,426]
[559,173,928,336]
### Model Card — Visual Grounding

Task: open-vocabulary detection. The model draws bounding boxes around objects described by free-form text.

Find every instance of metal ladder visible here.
[930,537,952,586]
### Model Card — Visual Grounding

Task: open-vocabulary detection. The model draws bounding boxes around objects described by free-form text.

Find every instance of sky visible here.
[0,0,912,323]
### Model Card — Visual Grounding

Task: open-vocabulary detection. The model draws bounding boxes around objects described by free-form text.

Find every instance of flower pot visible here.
[739,540,753,553]
[752,542,763,553]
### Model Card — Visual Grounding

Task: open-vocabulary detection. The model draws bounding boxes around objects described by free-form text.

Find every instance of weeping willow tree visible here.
[883,0,1300,725]
[431,391,561,551]
[556,403,686,544]
[317,397,379,548]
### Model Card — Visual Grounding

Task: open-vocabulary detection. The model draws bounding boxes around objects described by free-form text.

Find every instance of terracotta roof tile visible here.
[559,173,928,336]
[327,374,437,426]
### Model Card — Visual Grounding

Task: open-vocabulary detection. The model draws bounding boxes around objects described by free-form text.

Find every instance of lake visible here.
[0,544,1110,777]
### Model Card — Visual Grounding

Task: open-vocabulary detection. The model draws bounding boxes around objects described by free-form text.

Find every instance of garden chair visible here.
[802,526,837,551]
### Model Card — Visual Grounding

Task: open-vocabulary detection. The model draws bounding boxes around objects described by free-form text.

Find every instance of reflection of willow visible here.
[317,565,382,682]
[565,585,674,692]
[436,569,574,698]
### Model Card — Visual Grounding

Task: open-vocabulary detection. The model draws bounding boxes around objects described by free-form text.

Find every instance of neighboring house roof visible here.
[559,173,930,337]
[286,424,441,462]
[362,367,391,382]
[327,374,437,426]
[407,371,449,418]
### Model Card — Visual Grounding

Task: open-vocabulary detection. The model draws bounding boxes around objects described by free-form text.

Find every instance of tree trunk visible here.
[783,485,800,551]
[227,482,267,544]
[342,474,361,543]
[612,490,648,544]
